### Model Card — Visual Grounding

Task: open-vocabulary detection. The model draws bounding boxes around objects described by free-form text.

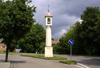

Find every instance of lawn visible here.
[0,50,21,55]
[59,60,77,64]
[8,52,21,55]
[21,54,67,60]
[0,50,5,54]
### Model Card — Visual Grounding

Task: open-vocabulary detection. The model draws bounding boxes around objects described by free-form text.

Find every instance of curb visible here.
[8,62,10,68]
[0,62,10,68]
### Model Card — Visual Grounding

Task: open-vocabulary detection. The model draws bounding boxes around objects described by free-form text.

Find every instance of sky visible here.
[4,0,100,40]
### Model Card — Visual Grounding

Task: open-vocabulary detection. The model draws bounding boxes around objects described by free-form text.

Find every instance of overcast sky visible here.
[4,0,100,40]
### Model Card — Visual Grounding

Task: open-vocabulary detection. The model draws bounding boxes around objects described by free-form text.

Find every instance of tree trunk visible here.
[89,47,92,56]
[5,44,9,62]
[89,51,92,56]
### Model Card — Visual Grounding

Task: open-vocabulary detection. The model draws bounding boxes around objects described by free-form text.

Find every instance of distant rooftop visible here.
[52,40,60,44]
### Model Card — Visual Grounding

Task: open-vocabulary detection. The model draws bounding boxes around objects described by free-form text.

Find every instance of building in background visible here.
[0,40,16,52]
[52,40,59,44]
[0,41,7,50]
[52,33,66,44]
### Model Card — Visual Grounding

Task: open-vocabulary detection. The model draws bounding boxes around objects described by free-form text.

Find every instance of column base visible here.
[45,46,53,57]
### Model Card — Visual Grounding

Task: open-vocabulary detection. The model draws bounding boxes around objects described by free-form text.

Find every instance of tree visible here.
[52,38,54,40]
[70,22,86,55]
[39,42,45,53]
[81,7,100,55]
[0,0,36,62]
[58,37,69,54]
[93,9,100,55]
[18,23,46,53]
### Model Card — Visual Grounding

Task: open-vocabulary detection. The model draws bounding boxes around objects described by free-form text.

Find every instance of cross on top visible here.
[48,5,49,12]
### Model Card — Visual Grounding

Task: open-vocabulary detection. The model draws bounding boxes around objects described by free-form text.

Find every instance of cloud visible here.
[51,14,80,39]
[52,29,67,40]
[3,0,100,40]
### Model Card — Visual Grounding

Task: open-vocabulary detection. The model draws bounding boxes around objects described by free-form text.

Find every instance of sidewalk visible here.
[0,62,10,68]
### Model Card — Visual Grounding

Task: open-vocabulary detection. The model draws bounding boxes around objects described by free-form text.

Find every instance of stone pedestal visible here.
[45,46,53,57]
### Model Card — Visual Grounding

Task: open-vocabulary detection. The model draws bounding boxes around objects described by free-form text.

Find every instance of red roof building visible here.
[0,43,7,50]
[52,33,66,44]
[52,40,60,44]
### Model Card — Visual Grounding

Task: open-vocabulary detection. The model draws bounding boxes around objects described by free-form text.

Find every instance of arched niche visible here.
[47,18,50,24]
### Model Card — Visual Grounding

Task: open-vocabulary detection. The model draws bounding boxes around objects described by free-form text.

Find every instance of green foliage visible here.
[0,0,36,42]
[18,23,46,53]
[52,38,54,40]
[9,43,16,51]
[0,50,6,54]
[0,0,36,62]
[71,22,86,54]
[40,42,45,53]
[26,44,33,52]
[0,0,36,44]
[81,7,100,55]
[52,43,58,54]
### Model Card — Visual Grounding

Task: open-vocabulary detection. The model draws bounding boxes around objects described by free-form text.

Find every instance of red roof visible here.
[45,12,53,17]
[52,40,60,44]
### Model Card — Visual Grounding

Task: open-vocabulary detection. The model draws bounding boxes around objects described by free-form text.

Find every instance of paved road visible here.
[0,54,78,68]
[55,54,100,68]
[0,54,100,68]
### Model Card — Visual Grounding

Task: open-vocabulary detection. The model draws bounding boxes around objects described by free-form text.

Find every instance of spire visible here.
[48,5,49,12]
[45,5,53,17]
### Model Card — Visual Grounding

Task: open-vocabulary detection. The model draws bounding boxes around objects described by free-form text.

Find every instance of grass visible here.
[0,50,21,55]
[0,50,5,54]
[21,54,67,60]
[59,60,77,64]
[8,52,21,55]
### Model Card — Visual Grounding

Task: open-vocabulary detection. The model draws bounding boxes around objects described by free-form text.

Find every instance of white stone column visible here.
[46,26,51,47]
[45,12,53,57]
[45,26,53,57]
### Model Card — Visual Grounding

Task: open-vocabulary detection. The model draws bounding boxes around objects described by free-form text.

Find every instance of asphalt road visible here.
[0,54,78,68]
[55,54,100,68]
[0,54,100,68]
